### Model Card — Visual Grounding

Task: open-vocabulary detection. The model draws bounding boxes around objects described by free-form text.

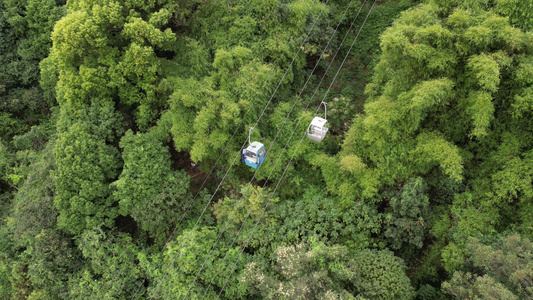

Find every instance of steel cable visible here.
[215,2,377,298]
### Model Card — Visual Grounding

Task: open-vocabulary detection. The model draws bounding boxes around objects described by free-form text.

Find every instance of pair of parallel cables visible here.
[189,1,377,299]
[144,0,377,298]
[131,0,330,297]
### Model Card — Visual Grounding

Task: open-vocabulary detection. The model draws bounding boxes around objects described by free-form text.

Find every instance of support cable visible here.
[182,0,366,297]
[146,1,330,298]
[184,0,366,299]
[215,2,377,298]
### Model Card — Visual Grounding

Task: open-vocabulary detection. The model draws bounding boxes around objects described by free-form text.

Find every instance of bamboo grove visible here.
[1,0,533,299]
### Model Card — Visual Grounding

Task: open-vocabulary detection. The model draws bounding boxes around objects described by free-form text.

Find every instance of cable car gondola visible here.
[241,127,266,169]
[307,101,329,143]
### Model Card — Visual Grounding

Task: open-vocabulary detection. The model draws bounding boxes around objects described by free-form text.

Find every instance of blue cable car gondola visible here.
[241,127,266,169]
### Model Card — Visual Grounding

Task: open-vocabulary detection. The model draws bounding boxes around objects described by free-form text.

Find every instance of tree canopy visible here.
[1,0,533,299]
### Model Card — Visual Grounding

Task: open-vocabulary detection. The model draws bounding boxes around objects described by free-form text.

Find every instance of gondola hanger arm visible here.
[318,101,327,120]
[248,127,254,145]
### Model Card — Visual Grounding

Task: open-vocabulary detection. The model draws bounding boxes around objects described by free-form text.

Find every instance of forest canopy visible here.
[1,0,533,299]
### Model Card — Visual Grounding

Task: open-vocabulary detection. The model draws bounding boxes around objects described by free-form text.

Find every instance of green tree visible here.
[154,0,330,165]
[144,226,247,299]
[443,272,517,300]
[0,140,10,185]
[315,0,533,280]
[41,0,178,130]
[24,229,80,299]
[158,46,277,163]
[68,228,144,299]
[241,243,358,299]
[12,140,56,246]
[494,0,533,31]
[1,0,64,125]
[242,243,415,300]
[353,248,415,300]
[53,121,121,234]
[8,140,81,299]
[240,187,382,251]
[320,0,532,201]
[212,184,279,237]
[443,234,533,299]
[112,130,192,242]
[383,177,431,251]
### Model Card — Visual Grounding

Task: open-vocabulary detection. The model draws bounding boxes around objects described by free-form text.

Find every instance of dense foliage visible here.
[1,0,533,299]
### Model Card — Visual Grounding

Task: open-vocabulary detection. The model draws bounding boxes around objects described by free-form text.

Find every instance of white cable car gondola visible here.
[241,127,266,169]
[307,101,329,143]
